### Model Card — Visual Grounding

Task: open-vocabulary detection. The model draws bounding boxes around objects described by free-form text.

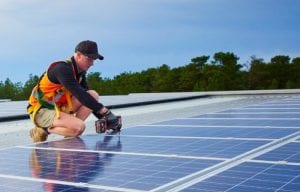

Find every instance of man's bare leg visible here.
[49,112,85,137]
[49,90,100,137]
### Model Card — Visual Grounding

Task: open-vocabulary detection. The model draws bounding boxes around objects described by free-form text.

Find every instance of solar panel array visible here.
[0,96,299,191]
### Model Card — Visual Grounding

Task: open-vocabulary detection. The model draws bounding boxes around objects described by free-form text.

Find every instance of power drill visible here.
[95,116,122,134]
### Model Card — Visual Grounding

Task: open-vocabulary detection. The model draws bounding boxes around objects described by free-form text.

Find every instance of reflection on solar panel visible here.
[0,96,299,191]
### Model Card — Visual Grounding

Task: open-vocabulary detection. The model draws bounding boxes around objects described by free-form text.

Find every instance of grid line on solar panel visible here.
[119,135,274,141]
[181,117,300,120]
[150,131,300,192]
[248,159,300,166]
[20,136,269,159]
[123,126,300,139]
[216,110,300,115]
[181,162,300,192]
[1,96,298,191]
[0,145,222,191]
[153,118,300,127]
[194,113,300,118]
[222,108,300,112]
[142,124,300,129]
[9,126,296,190]
[18,146,228,161]
[0,174,143,192]
[254,142,300,163]
[216,112,300,114]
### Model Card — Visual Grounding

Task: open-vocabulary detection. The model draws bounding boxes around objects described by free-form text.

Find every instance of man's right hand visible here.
[103,110,122,131]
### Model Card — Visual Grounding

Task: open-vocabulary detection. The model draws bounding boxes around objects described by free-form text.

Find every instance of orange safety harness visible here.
[27,59,79,127]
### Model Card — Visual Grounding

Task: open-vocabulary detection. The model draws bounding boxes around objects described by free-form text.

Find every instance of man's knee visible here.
[74,121,86,136]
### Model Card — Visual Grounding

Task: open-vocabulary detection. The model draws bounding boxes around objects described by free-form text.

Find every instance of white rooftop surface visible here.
[0,92,209,117]
[1,90,300,117]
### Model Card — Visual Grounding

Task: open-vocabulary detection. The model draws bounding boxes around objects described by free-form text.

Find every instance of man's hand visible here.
[103,110,122,132]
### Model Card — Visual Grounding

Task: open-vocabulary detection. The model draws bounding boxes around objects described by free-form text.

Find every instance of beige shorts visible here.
[30,108,56,128]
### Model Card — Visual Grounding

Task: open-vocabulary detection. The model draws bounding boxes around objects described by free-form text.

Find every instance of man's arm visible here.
[48,62,104,113]
[48,62,121,130]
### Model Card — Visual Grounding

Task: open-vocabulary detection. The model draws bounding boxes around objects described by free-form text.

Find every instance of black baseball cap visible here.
[75,40,104,60]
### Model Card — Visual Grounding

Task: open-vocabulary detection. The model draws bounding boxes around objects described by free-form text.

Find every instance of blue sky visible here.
[0,0,299,83]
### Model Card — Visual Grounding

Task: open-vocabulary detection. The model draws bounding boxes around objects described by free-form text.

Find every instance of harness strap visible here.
[28,60,76,122]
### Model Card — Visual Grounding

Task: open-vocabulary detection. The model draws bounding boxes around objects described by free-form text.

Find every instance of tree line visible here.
[0,52,299,101]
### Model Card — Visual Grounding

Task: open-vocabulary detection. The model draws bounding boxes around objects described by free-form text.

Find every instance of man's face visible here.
[77,52,95,72]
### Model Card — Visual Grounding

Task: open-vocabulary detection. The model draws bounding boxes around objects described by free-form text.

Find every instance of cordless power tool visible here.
[95,116,122,134]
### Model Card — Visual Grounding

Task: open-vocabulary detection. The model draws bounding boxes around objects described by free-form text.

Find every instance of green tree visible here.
[269,79,279,89]
[191,56,210,70]
[269,55,290,88]
[205,65,227,90]
[86,72,103,93]
[1,53,300,100]
[0,81,5,99]
[168,67,183,91]
[152,64,173,92]
[139,68,156,92]
[22,74,39,99]
[212,52,242,90]
[178,56,210,91]
[0,78,23,100]
[178,64,198,91]
[288,57,300,88]
[248,56,270,89]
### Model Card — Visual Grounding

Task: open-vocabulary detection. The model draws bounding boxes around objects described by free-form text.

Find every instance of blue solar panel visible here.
[0,137,222,192]
[0,178,111,192]
[223,108,300,113]
[182,162,300,192]
[1,95,300,191]
[195,113,300,118]
[122,126,300,139]
[255,142,300,163]
[32,135,268,159]
[155,118,300,127]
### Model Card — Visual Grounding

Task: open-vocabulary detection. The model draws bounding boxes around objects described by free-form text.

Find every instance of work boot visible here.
[30,127,48,143]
